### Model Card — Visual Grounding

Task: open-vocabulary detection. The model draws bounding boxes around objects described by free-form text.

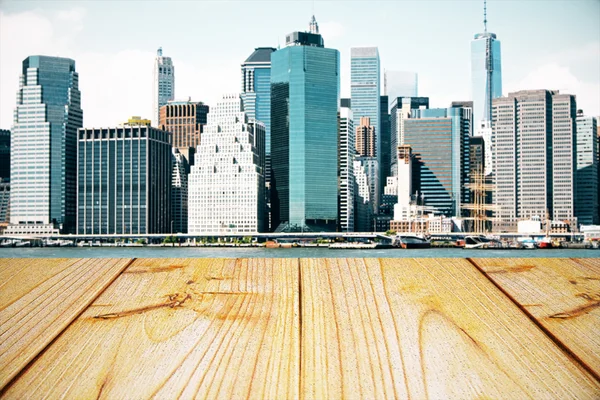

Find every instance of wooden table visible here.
[1,258,599,399]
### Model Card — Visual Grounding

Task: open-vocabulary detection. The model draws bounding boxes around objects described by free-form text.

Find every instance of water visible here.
[1,246,598,258]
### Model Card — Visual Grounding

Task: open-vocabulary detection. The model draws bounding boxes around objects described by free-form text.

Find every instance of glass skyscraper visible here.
[7,56,82,235]
[270,17,340,232]
[471,31,502,133]
[351,47,380,205]
[153,48,175,127]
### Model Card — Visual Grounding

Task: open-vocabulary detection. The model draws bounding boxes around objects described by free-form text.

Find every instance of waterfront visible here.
[0,246,598,258]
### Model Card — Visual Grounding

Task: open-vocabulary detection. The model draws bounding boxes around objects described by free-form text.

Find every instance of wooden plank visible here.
[300,258,600,399]
[470,257,600,381]
[0,258,132,390]
[2,258,300,399]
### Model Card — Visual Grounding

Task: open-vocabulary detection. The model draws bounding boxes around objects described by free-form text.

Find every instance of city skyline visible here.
[1,0,599,130]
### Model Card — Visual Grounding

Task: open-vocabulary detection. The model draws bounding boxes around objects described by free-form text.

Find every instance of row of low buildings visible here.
[1,15,598,236]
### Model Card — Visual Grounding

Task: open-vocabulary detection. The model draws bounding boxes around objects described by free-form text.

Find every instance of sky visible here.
[0,0,599,129]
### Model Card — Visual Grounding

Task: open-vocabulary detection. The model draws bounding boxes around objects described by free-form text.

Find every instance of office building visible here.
[404,107,471,217]
[390,96,429,175]
[159,100,209,166]
[354,158,373,232]
[0,180,9,226]
[339,100,355,232]
[188,94,265,234]
[355,117,376,157]
[6,56,82,235]
[270,17,340,232]
[492,90,577,231]
[351,47,380,206]
[77,126,172,235]
[392,145,413,222]
[575,112,598,225]
[380,95,391,197]
[153,47,175,127]
[384,71,418,106]
[171,148,188,233]
[0,130,9,180]
[471,4,502,136]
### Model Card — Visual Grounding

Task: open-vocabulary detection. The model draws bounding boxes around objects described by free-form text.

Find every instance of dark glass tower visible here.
[270,17,340,232]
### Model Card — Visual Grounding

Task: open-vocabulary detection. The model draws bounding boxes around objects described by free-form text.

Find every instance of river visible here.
[0,246,598,258]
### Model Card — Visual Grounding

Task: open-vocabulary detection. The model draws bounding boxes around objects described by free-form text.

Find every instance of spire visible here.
[157,47,163,57]
[483,0,487,33]
[309,15,319,34]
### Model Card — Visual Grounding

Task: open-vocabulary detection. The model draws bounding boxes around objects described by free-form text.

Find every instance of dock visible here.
[1,257,599,398]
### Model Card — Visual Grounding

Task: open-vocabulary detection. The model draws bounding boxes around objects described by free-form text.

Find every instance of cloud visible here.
[506,63,600,116]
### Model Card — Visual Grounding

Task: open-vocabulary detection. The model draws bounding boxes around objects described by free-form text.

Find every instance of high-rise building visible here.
[390,97,429,176]
[77,126,172,234]
[171,148,189,233]
[471,2,502,134]
[159,100,209,166]
[384,71,418,106]
[575,111,598,225]
[241,47,277,230]
[404,107,471,217]
[339,99,355,232]
[392,145,413,222]
[351,47,380,206]
[380,95,391,198]
[353,158,373,232]
[270,16,340,232]
[492,90,577,231]
[355,117,376,157]
[0,130,9,180]
[188,94,265,234]
[6,56,82,235]
[0,180,9,227]
[153,48,175,127]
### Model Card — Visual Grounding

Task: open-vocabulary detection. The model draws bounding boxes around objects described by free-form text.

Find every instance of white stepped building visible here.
[188,94,265,234]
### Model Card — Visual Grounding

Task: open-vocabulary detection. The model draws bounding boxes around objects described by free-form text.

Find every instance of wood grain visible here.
[300,258,600,399]
[470,257,600,380]
[2,258,300,399]
[0,258,132,390]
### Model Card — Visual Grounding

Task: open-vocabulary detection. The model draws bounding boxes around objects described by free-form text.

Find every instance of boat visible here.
[329,242,378,249]
[517,237,538,249]
[537,237,559,249]
[15,240,31,247]
[394,235,431,249]
[464,235,504,249]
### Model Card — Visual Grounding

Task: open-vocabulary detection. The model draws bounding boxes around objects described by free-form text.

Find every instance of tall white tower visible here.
[152,47,175,127]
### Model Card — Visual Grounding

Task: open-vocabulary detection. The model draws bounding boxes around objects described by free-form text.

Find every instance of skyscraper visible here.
[380,95,391,196]
[159,100,209,165]
[351,47,380,207]
[77,126,172,235]
[338,99,355,232]
[492,90,577,231]
[188,94,266,234]
[0,130,9,180]
[390,97,429,176]
[471,1,502,133]
[270,16,340,232]
[384,71,418,106]
[404,107,471,217]
[241,47,277,230]
[153,48,175,127]
[171,148,189,233]
[7,56,82,235]
[575,111,598,225]
[355,117,376,157]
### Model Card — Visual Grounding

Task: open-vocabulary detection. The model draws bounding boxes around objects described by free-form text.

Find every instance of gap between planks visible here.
[0,257,138,394]
[466,257,600,384]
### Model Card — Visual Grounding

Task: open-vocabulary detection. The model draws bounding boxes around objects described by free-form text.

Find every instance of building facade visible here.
[270,18,340,232]
[492,90,577,231]
[404,107,471,217]
[7,56,82,235]
[380,95,391,199]
[188,94,265,234]
[171,148,188,233]
[159,100,209,165]
[339,101,355,232]
[575,112,598,225]
[471,30,502,134]
[153,48,175,127]
[353,158,373,232]
[390,97,429,176]
[355,117,376,157]
[77,126,172,235]
[351,47,380,207]
[0,130,9,180]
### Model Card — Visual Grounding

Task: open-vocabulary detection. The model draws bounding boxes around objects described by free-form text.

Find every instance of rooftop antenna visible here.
[483,0,488,33]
